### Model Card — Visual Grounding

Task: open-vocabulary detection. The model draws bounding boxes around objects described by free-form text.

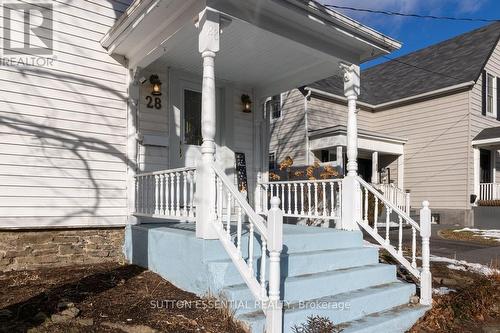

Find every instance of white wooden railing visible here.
[257,179,342,222]
[135,167,196,220]
[357,176,432,305]
[376,183,410,214]
[212,165,283,332]
[479,183,500,200]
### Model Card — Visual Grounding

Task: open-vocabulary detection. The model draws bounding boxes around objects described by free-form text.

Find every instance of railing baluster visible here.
[264,184,269,213]
[374,196,378,230]
[364,187,368,223]
[398,216,403,255]
[183,171,188,216]
[226,192,232,238]
[281,184,285,210]
[189,171,194,217]
[307,183,312,215]
[411,226,417,268]
[385,207,391,244]
[260,239,267,298]
[300,183,305,215]
[293,183,298,215]
[170,173,175,216]
[322,182,327,216]
[159,174,165,215]
[154,175,160,215]
[248,222,254,274]
[175,172,181,216]
[237,206,242,255]
[287,184,292,214]
[217,178,223,226]
[314,183,318,215]
[330,182,334,216]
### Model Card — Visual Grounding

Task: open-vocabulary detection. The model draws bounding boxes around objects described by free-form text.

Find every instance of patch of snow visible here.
[376,222,399,228]
[453,228,500,242]
[430,255,500,276]
[433,287,456,295]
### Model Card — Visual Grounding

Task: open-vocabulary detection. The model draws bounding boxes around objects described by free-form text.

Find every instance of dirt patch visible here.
[0,264,246,333]
[409,262,500,333]
[438,229,500,247]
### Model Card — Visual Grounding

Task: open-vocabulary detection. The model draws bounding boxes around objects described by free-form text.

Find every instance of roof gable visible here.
[310,22,500,106]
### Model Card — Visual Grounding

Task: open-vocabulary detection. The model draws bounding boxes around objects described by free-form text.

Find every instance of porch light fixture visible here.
[241,94,252,113]
[149,74,162,96]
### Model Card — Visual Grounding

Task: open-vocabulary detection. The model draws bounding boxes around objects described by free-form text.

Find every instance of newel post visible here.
[419,201,432,306]
[196,10,220,239]
[266,197,283,333]
[339,63,361,231]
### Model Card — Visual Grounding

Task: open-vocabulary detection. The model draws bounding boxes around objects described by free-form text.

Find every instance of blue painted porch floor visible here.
[124,223,429,332]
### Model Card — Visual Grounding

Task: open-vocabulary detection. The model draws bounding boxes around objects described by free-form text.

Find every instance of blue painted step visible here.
[339,304,430,333]
[239,282,417,332]
[224,264,396,315]
[207,246,379,288]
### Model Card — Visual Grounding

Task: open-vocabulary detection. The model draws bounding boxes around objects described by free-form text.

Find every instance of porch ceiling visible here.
[102,0,401,97]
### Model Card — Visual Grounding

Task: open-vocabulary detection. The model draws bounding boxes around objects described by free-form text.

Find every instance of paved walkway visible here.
[386,224,500,266]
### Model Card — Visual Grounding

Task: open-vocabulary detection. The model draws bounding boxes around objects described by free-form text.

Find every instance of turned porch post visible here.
[339,64,361,231]
[196,11,220,239]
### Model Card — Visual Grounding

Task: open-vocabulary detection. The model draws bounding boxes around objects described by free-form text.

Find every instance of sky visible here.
[318,0,500,68]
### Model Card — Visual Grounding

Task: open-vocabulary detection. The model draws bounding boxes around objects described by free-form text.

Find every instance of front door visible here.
[480,149,492,183]
[170,73,222,169]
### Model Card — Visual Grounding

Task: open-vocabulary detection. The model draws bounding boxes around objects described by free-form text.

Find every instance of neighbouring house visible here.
[270,22,500,228]
[0,1,435,332]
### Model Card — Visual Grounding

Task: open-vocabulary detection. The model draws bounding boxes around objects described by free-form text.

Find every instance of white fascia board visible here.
[472,138,500,147]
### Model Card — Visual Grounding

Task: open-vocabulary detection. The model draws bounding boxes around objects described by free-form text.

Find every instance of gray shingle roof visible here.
[309,22,500,106]
[473,126,500,141]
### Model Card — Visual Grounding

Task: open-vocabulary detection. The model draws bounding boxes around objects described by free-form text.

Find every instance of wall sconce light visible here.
[241,94,252,113]
[149,74,162,96]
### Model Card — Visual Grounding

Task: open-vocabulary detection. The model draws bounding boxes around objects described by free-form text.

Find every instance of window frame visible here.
[486,72,497,118]
[268,94,283,121]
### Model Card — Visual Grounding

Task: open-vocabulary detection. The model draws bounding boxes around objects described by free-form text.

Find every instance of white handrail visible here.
[356,176,432,305]
[212,165,283,332]
[375,183,410,214]
[359,178,419,231]
[135,167,196,221]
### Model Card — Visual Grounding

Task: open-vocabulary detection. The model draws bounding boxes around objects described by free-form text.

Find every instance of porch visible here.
[472,127,500,203]
[101,0,431,331]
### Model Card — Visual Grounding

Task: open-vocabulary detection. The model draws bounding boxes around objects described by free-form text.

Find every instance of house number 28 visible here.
[145,96,162,110]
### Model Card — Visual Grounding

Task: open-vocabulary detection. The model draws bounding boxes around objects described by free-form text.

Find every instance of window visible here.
[486,73,495,116]
[269,153,276,170]
[267,95,282,120]
[184,89,202,145]
[315,149,337,163]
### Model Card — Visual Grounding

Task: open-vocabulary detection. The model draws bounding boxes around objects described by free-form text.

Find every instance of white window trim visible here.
[269,93,284,122]
[486,72,497,119]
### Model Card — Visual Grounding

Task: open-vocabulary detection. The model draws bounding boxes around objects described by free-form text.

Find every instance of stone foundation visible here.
[0,228,125,271]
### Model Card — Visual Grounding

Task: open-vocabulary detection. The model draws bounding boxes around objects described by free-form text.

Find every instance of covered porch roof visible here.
[472,127,500,148]
[309,125,407,155]
[101,0,401,97]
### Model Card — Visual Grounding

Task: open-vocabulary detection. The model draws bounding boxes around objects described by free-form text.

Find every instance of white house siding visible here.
[307,95,376,133]
[0,0,132,228]
[372,92,471,217]
[269,89,308,166]
[468,40,500,198]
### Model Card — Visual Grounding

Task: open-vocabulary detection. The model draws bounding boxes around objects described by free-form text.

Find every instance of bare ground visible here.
[0,264,246,333]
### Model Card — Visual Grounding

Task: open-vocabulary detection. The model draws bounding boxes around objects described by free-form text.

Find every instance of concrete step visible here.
[207,246,379,288]
[239,282,417,333]
[223,264,397,315]
[339,304,430,333]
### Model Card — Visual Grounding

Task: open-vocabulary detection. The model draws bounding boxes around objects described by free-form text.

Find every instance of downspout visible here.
[304,89,312,165]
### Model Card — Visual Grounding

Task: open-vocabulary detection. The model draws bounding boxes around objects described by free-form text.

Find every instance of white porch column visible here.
[196,11,220,239]
[339,64,361,231]
[127,68,140,225]
[371,151,379,184]
[397,154,404,190]
[473,147,480,203]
